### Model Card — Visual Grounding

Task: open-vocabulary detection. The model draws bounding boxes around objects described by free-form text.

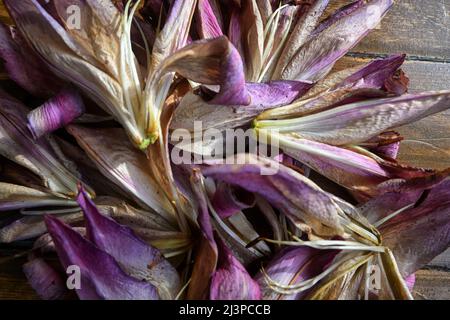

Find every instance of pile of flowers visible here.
[0,0,449,300]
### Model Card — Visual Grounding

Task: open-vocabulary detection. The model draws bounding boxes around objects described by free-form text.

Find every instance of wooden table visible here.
[0,0,450,300]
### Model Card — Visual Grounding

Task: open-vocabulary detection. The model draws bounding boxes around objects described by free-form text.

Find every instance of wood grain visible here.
[331,0,450,61]
[414,270,450,300]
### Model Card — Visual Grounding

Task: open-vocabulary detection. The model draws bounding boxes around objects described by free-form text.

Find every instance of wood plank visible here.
[0,254,38,300]
[330,0,450,61]
[413,270,450,300]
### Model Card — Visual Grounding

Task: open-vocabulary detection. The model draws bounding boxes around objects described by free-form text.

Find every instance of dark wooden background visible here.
[0,0,449,299]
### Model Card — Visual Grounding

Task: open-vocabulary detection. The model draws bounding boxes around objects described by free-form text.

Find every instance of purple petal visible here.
[281,137,434,197]
[311,0,366,37]
[256,247,337,300]
[44,215,159,300]
[203,154,346,237]
[281,0,393,82]
[376,177,450,277]
[335,54,406,90]
[210,237,261,300]
[23,258,66,300]
[76,188,181,300]
[197,0,223,39]
[212,183,256,219]
[27,88,85,139]
[273,0,330,79]
[246,81,313,107]
[161,37,250,106]
[0,23,61,97]
[261,90,450,146]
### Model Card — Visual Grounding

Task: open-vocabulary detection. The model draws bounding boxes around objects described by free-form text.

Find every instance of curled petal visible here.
[44,215,159,300]
[212,183,256,219]
[77,188,181,300]
[158,36,250,106]
[27,88,85,139]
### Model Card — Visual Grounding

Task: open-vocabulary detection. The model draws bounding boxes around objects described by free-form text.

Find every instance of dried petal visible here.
[212,182,256,219]
[44,215,159,300]
[27,88,85,139]
[77,188,181,300]
[281,0,393,82]
[203,154,346,237]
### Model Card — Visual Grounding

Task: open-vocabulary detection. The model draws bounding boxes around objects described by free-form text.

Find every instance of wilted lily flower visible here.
[0,0,448,302]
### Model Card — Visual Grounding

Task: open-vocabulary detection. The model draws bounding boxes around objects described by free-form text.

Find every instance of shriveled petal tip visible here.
[44,215,159,300]
[159,36,250,106]
[210,237,261,300]
[256,246,337,300]
[76,188,181,300]
[202,154,345,237]
[23,258,66,300]
[197,0,223,39]
[212,183,256,219]
[335,54,406,90]
[27,88,85,139]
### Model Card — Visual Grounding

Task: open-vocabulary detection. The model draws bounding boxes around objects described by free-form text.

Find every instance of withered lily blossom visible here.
[0,0,448,301]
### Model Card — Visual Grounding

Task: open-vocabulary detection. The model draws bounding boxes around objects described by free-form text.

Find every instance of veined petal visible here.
[241,0,265,81]
[210,237,261,300]
[281,0,393,82]
[257,90,450,146]
[27,88,85,139]
[150,0,197,71]
[0,182,76,211]
[363,177,450,277]
[67,125,176,220]
[197,0,223,39]
[202,154,346,237]
[155,37,250,106]
[269,134,434,197]
[44,215,159,300]
[259,54,406,120]
[273,0,329,79]
[335,54,406,90]
[77,188,181,300]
